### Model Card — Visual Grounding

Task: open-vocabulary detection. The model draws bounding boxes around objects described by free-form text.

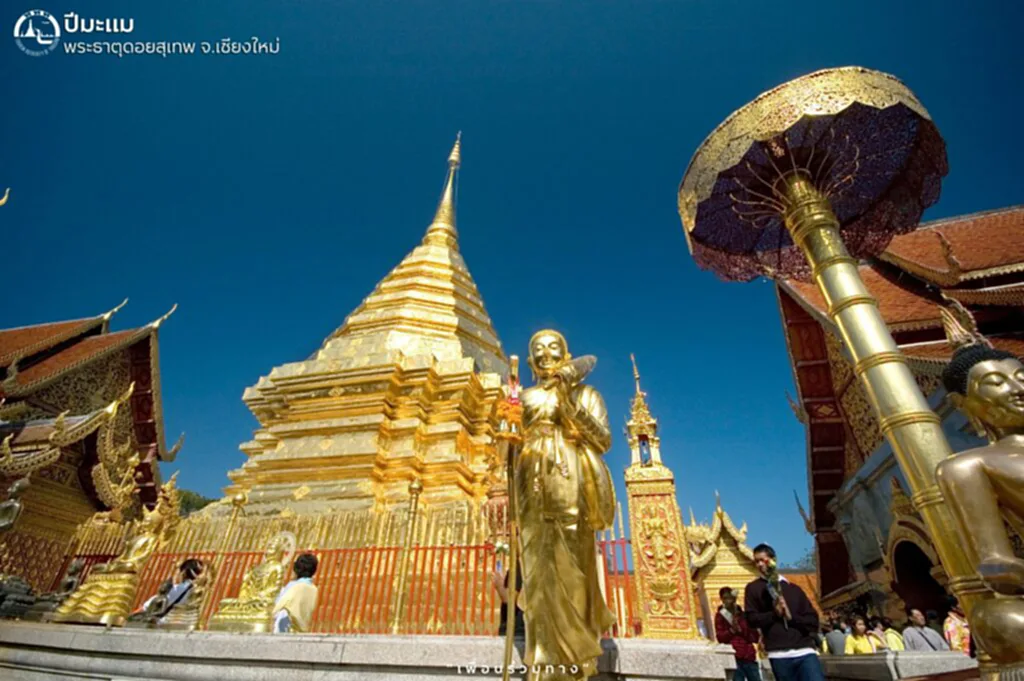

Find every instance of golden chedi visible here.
[517,330,615,680]
[208,532,293,633]
[934,301,1024,668]
[54,474,181,626]
[212,134,507,527]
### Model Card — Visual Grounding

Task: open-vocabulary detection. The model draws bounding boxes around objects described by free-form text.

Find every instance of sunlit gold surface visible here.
[217,134,506,521]
[516,331,615,679]
[623,358,702,639]
[53,474,181,627]
[207,531,292,633]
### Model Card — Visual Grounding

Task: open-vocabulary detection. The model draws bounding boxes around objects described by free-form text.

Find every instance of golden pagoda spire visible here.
[626,354,660,465]
[423,132,461,248]
[630,353,642,395]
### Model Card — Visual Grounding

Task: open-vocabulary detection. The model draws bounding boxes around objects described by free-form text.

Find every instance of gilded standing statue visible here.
[517,330,616,680]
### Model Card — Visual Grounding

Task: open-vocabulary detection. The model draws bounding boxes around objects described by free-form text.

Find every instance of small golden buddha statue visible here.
[516,330,615,681]
[207,533,291,633]
[935,303,1024,666]
[54,473,180,627]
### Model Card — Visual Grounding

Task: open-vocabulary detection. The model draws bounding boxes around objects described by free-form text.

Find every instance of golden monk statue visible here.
[54,472,180,626]
[207,532,292,633]
[935,303,1024,666]
[517,330,615,680]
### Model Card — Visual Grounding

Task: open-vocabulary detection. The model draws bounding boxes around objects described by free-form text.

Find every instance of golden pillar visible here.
[624,355,701,639]
[390,478,423,634]
[678,67,1021,674]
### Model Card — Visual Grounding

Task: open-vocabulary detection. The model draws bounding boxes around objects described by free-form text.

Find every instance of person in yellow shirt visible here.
[880,617,905,651]
[845,616,886,654]
[272,553,319,633]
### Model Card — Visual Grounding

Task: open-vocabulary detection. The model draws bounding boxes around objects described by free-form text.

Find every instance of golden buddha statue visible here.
[935,303,1024,666]
[207,532,292,633]
[516,330,615,681]
[54,473,180,626]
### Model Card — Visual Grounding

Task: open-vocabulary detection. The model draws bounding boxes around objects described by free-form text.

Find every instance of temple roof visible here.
[686,494,752,569]
[782,204,1024,363]
[315,135,506,375]
[0,299,126,368]
[784,266,943,333]
[878,206,1024,286]
[0,318,103,367]
[0,303,180,464]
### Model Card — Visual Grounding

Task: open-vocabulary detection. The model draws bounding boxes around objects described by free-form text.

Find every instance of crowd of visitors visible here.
[705,541,973,681]
[816,602,972,656]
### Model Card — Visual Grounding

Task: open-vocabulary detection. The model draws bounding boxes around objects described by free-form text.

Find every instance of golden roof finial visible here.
[939,295,990,350]
[0,188,9,207]
[630,353,642,395]
[424,132,461,247]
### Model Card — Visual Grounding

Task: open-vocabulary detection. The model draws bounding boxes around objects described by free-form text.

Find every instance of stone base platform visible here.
[0,622,736,681]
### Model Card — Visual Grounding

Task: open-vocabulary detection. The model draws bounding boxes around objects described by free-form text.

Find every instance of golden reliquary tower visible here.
[208,135,508,535]
[623,355,702,639]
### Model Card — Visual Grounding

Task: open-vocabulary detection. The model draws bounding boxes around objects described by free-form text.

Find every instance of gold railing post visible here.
[390,479,423,634]
[198,492,246,631]
[781,174,991,631]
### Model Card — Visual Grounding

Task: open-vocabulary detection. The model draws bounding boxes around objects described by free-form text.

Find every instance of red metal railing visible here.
[83,540,639,636]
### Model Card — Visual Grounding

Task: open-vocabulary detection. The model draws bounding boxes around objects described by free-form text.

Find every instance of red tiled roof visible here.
[10,330,143,394]
[786,267,942,332]
[880,206,1024,285]
[904,335,1024,362]
[782,572,820,613]
[0,318,102,366]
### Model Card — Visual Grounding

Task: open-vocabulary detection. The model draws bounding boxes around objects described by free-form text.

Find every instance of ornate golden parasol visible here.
[680,67,946,282]
[678,66,1017,677]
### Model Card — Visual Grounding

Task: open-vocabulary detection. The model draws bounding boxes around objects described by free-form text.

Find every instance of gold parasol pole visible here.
[198,492,246,630]
[779,174,983,613]
[499,356,523,681]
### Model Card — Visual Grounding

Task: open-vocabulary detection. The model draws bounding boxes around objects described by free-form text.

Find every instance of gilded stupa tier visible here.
[220,135,508,517]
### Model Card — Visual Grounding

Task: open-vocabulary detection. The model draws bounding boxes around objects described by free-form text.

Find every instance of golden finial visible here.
[630,353,642,395]
[939,296,990,350]
[0,188,9,207]
[689,506,697,527]
[166,432,185,459]
[101,298,129,323]
[794,490,813,535]
[149,303,178,330]
[424,133,461,246]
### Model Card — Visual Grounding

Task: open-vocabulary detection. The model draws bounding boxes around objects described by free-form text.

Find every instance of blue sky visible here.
[5,0,1022,565]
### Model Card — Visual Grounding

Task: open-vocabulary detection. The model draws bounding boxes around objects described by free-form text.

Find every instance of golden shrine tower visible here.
[623,355,701,639]
[218,135,507,520]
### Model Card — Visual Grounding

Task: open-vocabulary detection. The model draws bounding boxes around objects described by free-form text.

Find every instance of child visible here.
[272,553,319,633]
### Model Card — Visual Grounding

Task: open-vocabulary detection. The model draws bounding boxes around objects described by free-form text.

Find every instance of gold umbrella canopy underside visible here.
[678,66,948,282]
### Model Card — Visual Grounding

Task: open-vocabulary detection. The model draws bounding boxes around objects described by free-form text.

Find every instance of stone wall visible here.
[0,622,736,681]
